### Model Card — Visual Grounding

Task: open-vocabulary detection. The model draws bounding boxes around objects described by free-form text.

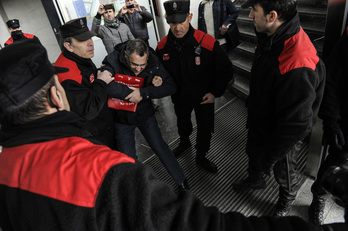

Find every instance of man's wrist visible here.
[96,13,102,19]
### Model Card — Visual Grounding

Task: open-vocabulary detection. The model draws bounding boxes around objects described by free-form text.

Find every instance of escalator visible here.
[228,0,328,99]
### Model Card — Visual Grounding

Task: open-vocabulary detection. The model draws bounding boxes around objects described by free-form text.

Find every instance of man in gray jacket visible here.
[92,4,134,54]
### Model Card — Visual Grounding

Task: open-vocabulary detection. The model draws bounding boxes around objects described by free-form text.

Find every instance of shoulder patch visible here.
[54,54,83,84]
[5,37,13,45]
[194,29,215,51]
[157,35,168,50]
[278,27,319,75]
[0,137,135,208]
[23,33,34,39]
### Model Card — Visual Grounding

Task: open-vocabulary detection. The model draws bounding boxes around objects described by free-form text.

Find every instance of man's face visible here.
[248,3,271,34]
[103,9,116,21]
[54,75,70,111]
[65,38,94,59]
[125,52,148,76]
[168,13,192,39]
[9,27,21,33]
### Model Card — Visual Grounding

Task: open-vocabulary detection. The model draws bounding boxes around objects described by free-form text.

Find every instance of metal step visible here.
[143,98,309,216]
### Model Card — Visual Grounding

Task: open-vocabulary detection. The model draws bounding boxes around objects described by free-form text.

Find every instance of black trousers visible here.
[174,102,214,156]
[246,129,302,201]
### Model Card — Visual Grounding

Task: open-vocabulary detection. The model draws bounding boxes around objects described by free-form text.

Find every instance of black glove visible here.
[321,223,348,231]
[323,121,345,150]
[261,158,277,176]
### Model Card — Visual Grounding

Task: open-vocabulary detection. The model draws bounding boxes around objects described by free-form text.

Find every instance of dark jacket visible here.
[54,49,115,148]
[319,26,348,133]
[117,6,153,41]
[156,25,233,105]
[246,12,326,162]
[101,43,176,125]
[4,31,38,46]
[198,0,239,40]
[0,111,324,231]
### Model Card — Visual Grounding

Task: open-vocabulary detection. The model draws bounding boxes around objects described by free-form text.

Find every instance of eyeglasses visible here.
[130,62,146,68]
[126,55,147,68]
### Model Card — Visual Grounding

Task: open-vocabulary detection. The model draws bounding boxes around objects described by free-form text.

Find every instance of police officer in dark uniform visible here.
[54,17,117,149]
[4,19,39,46]
[156,0,233,173]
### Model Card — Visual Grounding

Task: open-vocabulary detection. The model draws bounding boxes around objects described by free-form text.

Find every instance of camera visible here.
[127,4,135,9]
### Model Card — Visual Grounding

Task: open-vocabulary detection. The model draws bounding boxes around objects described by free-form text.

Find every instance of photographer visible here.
[309,26,348,225]
[92,3,134,54]
[117,0,153,44]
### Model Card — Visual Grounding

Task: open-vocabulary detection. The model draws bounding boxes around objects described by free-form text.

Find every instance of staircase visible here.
[228,0,328,99]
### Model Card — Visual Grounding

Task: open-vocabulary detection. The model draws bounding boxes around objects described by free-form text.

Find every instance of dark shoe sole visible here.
[195,161,218,173]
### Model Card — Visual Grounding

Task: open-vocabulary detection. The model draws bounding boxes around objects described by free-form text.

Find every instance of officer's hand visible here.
[324,121,345,150]
[201,93,215,104]
[97,70,114,84]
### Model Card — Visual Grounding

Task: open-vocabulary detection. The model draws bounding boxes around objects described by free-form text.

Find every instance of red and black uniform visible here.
[156,25,233,156]
[246,12,325,200]
[55,48,116,149]
[0,110,324,230]
[4,31,38,46]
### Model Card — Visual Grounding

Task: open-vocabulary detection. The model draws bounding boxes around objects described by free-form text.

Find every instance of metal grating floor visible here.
[143,98,308,217]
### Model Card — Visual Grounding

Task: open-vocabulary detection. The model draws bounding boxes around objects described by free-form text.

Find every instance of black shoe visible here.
[308,194,326,225]
[273,199,294,217]
[172,140,191,157]
[232,176,266,191]
[178,179,190,191]
[195,157,218,173]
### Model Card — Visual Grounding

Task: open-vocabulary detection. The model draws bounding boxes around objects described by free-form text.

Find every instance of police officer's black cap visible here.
[6,19,20,29]
[59,17,97,41]
[0,39,68,108]
[164,0,190,24]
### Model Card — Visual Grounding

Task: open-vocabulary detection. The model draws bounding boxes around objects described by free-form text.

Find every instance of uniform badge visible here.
[195,56,201,66]
[163,53,170,61]
[173,2,177,11]
[80,18,85,28]
[90,73,95,83]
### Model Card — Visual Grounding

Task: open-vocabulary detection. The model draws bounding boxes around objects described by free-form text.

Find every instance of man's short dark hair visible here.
[259,0,297,22]
[104,4,115,12]
[125,39,149,58]
[59,36,72,50]
[0,77,55,126]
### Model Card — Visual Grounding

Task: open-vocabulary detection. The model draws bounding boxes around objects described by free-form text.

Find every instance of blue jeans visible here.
[115,115,186,185]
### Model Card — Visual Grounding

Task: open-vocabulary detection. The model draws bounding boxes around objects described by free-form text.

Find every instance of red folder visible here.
[108,74,144,112]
